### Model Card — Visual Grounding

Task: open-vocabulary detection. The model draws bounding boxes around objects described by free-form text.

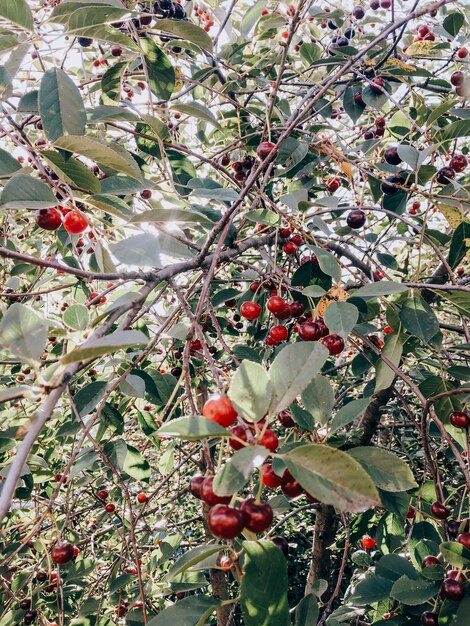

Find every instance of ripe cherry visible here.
[370,77,385,94]
[446,519,460,537]
[354,91,365,106]
[63,210,88,234]
[420,612,438,626]
[240,301,261,320]
[352,5,365,19]
[435,167,455,185]
[249,281,260,293]
[282,479,303,498]
[200,477,231,506]
[361,535,376,549]
[51,543,75,564]
[202,395,237,427]
[111,45,122,56]
[449,154,467,172]
[422,555,440,567]
[384,146,402,165]
[267,295,287,316]
[23,611,37,625]
[35,207,62,231]
[189,475,205,499]
[208,504,246,539]
[19,599,31,610]
[450,70,464,86]
[441,577,465,600]
[260,429,279,452]
[279,227,292,238]
[269,325,288,342]
[299,320,321,341]
[217,555,232,571]
[240,498,273,532]
[290,301,305,317]
[261,464,283,488]
[412,200,421,210]
[78,37,93,47]
[347,209,366,229]
[450,410,470,429]
[278,410,295,428]
[448,569,467,583]
[272,536,289,557]
[381,174,405,195]
[136,492,147,504]
[322,334,345,355]
[229,425,248,450]
[457,47,468,59]
[326,176,341,193]
[105,503,116,513]
[290,233,303,246]
[140,189,152,199]
[430,501,450,519]
[283,241,297,255]
[97,489,108,500]
[457,532,470,550]
[257,141,276,159]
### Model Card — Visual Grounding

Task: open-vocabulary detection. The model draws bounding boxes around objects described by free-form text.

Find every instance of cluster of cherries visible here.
[240,293,346,356]
[34,206,88,235]
[230,155,255,182]
[435,152,468,185]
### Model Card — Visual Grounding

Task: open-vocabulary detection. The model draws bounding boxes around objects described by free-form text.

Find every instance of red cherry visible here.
[272,536,289,557]
[249,281,260,293]
[63,211,88,234]
[200,477,231,506]
[422,555,440,568]
[450,411,470,429]
[136,492,147,504]
[412,200,421,210]
[240,301,261,320]
[35,207,62,231]
[449,154,467,173]
[218,555,232,571]
[208,504,247,539]
[257,141,276,159]
[448,569,467,583]
[51,543,75,565]
[97,489,109,500]
[73,546,80,557]
[441,577,465,600]
[316,318,329,337]
[269,325,288,342]
[54,473,67,483]
[189,475,205,499]
[290,301,305,317]
[370,77,385,94]
[202,395,237,427]
[450,70,464,86]
[384,325,393,334]
[326,176,341,193]
[259,429,278,452]
[417,24,429,36]
[406,505,415,519]
[283,241,298,255]
[457,47,468,59]
[105,503,116,513]
[267,295,287,315]
[261,464,283,488]
[361,535,376,549]
[346,209,366,229]
[274,304,292,320]
[240,498,273,532]
[298,320,321,341]
[322,334,345,355]
[278,410,295,428]
[430,501,450,519]
[354,91,365,106]
[457,532,470,550]
[423,32,435,41]
[279,227,293,238]
[229,425,248,450]
[281,479,303,498]
[290,233,303,246]
[421,612,438,626]
[140,189,152,199]
[111,45,122,56]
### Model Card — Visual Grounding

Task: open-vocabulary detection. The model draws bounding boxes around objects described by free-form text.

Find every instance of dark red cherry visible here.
[260,429,279,452]
[430,501,451,519]
[208,505,246,539]
[257,141,276,159]
[449,154,467,173]
[51,543,75,565]
[240,498,273,532]
[229,425,248,450]
[278,410,296,428]
[298,321,321,341]
[200,477,231,506]
[457,532,470,550]
[35,207,62,231]
[449,411,470,428]
[346,209,366,229]
[441,577,465,600]
[422,555,440,568]
[272,536,289,557]
[322,334,345,355]
[370,77,385,94]
[281,479,304,498]
[450,71,464,86]
[384,146,402,165]
[261,464,283,488]
[189,475,205,499]
[435,167,455,185]
[290,301,305,317]
[420,612,438,626]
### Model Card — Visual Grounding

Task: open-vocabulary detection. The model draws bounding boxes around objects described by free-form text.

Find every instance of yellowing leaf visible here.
[383,58,417,72]
[405,40,439,57]
[340,161,353,183]
[327,285,349,302]
[437,204,464,229]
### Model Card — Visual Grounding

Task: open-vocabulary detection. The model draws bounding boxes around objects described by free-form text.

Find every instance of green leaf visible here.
[101,61,126,102]
[141,38,175,101]
[42,150,100,194]
[269,343,329,414]
[110,234,161,268]
[213,445,269,497]
[240,2,267,37]
[439,541,470,568]
[53,136,140,178]
[0,303,47,362]
[229,361,272,423]
[295,594,319,626]
[156,18,213,53]
[0,173,57,209]
[310,246,341,283]
[300,42,322,65]
[123,444,150,480]
[324,301,359,338]
[63,304,90,331]
[438,290,470,319]
[376,553,418,581]
[343,85,365,123]
[353,281,408,298]
[347,447,417,492]
[0,65,12,98]
[399,296,440,344]
[437,120,470,144]
[350,576,393,605]
[0,0,34,30]
[39,68,86,142]
[375,332,403,393]
[301,376,334,427]
[329,397,371,433]
[168,545,222,582]
[390,575,439,605]
[0,148,21,178]
[448,222,470,268]
[283,444,380,512]
[147,595,220,626]
[167,149,197,197]
[157,415,231,440]
[290,404,314,431]
[74,381,107,417]
[171,102,221,129]
[442,12,464,37]
[240,541,289,626]
[439,594,470,626]
[397,144,420,170]
[61,330,147,365]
